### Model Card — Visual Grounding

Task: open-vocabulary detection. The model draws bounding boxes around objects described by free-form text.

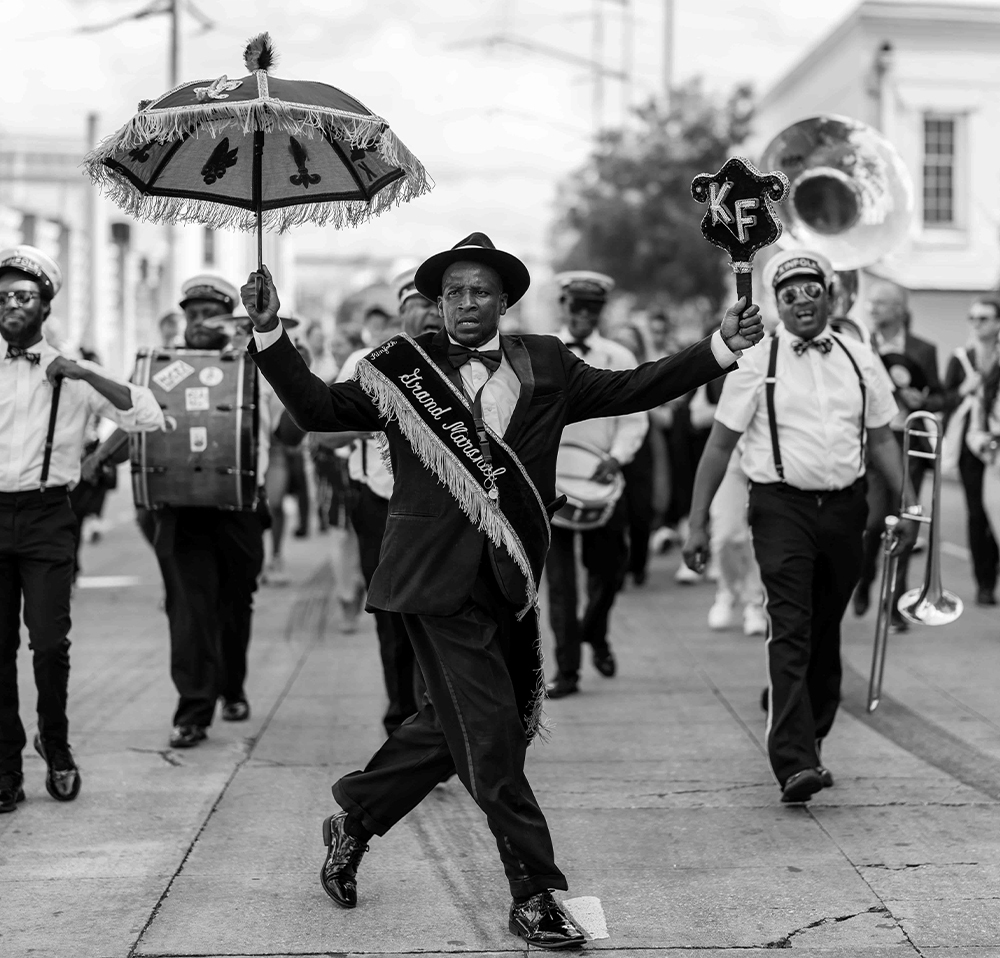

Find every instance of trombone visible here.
[867,412,964,712]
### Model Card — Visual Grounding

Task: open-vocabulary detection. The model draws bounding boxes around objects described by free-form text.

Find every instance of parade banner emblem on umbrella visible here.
[84,33,432,234]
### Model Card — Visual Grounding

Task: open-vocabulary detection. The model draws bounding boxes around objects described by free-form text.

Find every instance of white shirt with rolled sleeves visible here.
[714,324,898,491]
[336,347,395,500]
[555,329,649,464]
[0,338,164,492]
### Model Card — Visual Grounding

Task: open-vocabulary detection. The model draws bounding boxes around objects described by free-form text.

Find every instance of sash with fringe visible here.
[354,334,550,619]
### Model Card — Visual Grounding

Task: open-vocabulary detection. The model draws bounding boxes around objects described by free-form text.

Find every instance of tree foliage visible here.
[550,78,754,309]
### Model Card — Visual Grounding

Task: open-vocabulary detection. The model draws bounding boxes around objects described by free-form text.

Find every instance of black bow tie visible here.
[567,339,591,355]
[447,343,502,373]
[6,345,41,365]
[792,336,833,357]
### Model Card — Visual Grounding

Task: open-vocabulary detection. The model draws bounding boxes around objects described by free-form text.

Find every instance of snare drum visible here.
[130,348,259,510]
[551,441,625,531]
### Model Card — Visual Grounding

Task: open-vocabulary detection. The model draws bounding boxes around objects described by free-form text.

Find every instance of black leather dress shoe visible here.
[169,725,207,749]
[781,768,824,804]
[545,677,579,699]
[817,764,834,788]
[0,773,25,813]
[509,890,586,949]
[221,700,250,722]
[320,812,368,909]
[889,613,910,634]
[976,588,997,606]
[592,650,616,677]
[852,586,870,617]
[33,735,81,802]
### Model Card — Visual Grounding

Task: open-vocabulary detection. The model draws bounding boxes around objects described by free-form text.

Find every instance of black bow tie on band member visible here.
[567,339,591,355]
[6,345,41,365]
[791,336,834,357]
[447,343,503,373]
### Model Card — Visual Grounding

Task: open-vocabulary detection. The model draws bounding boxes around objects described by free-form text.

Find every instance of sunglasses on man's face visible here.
[777,281,825,306]
[969,312,998,324]
[0,290,41,307]
[569,301,602,315]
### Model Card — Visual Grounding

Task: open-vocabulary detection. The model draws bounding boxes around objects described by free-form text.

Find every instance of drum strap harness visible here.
[765,332,866,485]
[354,333,551,621]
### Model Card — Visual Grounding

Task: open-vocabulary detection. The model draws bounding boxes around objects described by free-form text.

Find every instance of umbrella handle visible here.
[255,273,264,313]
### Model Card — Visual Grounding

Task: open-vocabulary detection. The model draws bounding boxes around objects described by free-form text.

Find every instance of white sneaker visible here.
[675,563,704,585]
[743,604,768,637]
[707,593,736,630]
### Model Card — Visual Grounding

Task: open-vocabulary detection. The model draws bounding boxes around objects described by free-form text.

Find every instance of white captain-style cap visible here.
[179,273,239,311]
[764,249,834,290]
[392,267,427,308]
[0,245,63,299]
[555,270,615,302]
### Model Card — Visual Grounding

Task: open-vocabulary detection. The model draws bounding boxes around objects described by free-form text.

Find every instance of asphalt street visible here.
[1,477,998,958]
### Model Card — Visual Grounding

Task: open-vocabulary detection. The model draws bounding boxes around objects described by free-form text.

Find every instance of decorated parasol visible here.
[84,33,432,306]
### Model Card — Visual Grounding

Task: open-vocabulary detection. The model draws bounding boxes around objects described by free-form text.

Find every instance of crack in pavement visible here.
[127,747,183,767]
[861,861,980,870]
[760,905,891,949]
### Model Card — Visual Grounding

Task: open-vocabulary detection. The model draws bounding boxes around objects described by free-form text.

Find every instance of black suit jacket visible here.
[250,327,728,615]
[903,332,944,413]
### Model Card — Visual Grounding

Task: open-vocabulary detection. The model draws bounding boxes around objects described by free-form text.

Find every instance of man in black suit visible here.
[855,279,944,630]
[240,233,762,949]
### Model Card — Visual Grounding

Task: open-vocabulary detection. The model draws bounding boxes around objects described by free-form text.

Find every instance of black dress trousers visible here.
[545,497,629,682]
[748,480,867,787]
[333,549,566,899]
[154,508,264,728]
[958,443,999,593]
[348,481,421,734]
[0,489,77,776]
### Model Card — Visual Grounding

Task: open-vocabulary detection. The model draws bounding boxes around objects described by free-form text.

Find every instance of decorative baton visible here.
[691,157,789,307]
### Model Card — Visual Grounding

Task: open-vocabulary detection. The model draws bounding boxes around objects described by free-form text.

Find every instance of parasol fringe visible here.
[83,97,431,197]
[83,164,427,234]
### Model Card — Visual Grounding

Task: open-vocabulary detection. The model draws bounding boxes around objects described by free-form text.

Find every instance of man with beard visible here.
[239,232,761,949]
[0,245,163,813]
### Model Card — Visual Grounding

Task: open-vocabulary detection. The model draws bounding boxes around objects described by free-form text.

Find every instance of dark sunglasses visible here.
[0,290,40,307]
[777,281,825,306]
[568,300,603,315]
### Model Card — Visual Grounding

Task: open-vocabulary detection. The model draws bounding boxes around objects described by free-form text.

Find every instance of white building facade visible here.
[749,0,1000,357]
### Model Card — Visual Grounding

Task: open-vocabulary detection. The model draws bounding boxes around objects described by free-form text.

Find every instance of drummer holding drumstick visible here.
[544,271,648,700]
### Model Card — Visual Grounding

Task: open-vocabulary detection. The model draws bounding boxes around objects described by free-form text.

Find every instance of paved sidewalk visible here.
[1,481,999,957]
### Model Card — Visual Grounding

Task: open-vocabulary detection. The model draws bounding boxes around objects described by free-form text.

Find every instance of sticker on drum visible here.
[185,387,210,411]
[199,366,224,387]
[152,359,196,392]
[189,426,208,452]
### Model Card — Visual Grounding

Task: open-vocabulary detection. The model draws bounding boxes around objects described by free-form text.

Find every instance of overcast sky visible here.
[3,0,979,268]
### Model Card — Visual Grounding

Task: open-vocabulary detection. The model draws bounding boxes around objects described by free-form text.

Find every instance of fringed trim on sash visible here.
[526,610,550,744]
[354,358,538,616]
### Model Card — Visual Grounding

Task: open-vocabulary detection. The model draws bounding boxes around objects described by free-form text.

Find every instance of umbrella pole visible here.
[253,129,265,313]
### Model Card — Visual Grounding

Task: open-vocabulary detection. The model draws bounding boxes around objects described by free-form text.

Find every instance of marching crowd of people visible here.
[2,233,999,948]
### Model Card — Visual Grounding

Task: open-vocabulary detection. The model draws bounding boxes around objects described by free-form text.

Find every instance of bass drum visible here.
[130,348,259,510]
[551,441,624,531]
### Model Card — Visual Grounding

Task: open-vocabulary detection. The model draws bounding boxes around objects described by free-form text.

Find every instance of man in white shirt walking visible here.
[683,250,917,804]
[545,271,648,699]
[0,246,163,813]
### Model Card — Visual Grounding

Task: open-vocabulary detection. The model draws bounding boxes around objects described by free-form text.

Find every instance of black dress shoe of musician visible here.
[320,811,368,909]
[780,768,824,804]
[33,735,81,802]
[0,773,25,813]
[852,586,870,617]
[509,890,586,949]
[169,725,207,749]
[221,699,250,722]
[976,588,997,606]
[889,612,910,634]
[817,765,834,788]
[545,677,579,699]
[592,649,616,678]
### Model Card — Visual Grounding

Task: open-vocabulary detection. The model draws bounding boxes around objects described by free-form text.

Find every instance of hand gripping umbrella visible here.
[84,33,432,307]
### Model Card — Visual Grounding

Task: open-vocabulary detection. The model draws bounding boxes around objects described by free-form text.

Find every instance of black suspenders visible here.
[764,334,867,486]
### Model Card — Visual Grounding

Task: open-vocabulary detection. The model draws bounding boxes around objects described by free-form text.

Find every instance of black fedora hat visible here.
[414,232,530,306]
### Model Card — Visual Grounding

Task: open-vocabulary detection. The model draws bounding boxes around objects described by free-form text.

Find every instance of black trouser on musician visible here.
[0,489,76,776]
[749,479,867,786]
[347,480,422,735]
[332,547,565,898]
[545,497,628,683]
[154,508,265,729]
[958,442,999,595]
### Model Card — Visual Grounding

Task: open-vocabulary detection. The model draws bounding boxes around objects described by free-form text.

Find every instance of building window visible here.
[922,116,956,227]
[203,227,216,266]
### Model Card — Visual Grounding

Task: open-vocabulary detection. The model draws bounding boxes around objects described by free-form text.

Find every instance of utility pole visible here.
[663,0,675,107]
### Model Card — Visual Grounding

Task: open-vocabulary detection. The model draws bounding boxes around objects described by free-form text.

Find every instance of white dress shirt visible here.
[336,347,394,500]
[556,329,649,464]
[0,337,164,492]
[715,324,897,491]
